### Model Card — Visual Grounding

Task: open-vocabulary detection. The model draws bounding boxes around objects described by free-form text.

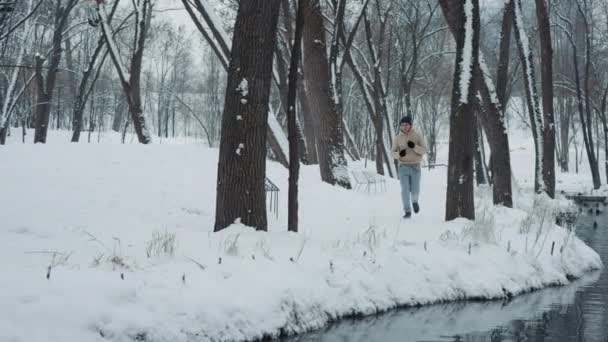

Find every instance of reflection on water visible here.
[283,204,608,342]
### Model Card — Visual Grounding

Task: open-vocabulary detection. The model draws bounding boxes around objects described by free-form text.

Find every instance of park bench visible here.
[351,170,386,193]
[265,177,279,217]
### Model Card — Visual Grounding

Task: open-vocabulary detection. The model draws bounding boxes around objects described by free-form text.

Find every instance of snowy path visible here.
[0,133,603,342]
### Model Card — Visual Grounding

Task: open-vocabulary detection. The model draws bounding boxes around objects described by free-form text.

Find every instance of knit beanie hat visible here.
[399,116,412,125]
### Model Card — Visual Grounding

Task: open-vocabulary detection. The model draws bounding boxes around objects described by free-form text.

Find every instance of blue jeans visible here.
[399,164,421,213]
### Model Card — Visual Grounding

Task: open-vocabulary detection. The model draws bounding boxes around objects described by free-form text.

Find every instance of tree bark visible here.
[441,0,479,221]
[34,0,76,143]
[214,0,281,232]
[439,0,513,208]
[535,0,556,198]
[71,39,109,142]
[287,0,305,232]
[297,67,318,164]
[34,55,51,143]
[580,5,601,189]
[474,114,487,185]
[512,0,545,194]
[496,0,514,108]
[97,0,153,144]
[302,0,351,189]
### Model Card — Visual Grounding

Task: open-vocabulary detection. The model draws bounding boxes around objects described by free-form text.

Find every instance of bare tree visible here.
[0,0,36,144]
[96,0,153,144]
[512,0,546,194]
[302,0,351,189]
[33,0,78,143]
[554,1,602,189]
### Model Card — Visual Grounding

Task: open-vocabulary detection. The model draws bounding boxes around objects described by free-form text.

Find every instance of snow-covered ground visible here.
[0,130,603,342]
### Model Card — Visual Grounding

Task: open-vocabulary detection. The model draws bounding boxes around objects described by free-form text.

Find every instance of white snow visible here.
[237,78,248,97]
[478,53,500,106]
[267,108,289,163]
[0,130,602,342]
[459,0,475,104]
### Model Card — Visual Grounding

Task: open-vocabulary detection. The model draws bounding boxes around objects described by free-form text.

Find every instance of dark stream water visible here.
[283,202,608,342]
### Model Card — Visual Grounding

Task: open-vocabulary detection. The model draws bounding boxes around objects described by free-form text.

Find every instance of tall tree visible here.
[440,0,513,208]
[287,0,305,232]
[33,0,78,143]
[96,0,153,144]
[441,0,480,221]
[512,0,545,194]
[535,0,556,198]
[214,0,281,232]
[71,1,123,142]
[302,0,351,189]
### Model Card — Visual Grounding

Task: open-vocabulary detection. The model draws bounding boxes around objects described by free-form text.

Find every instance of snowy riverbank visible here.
[0,132,603,342]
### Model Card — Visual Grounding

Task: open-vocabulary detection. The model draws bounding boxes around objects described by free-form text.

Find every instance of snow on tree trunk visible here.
[440,0,514,208]
[214,0,281,232]
[535,0,556,198]
[458,0,475,105]
[97,0,152,144]
[441,0,479,221]
[71,37,109,143]
[302,0,351,189]
[512,0,545,194]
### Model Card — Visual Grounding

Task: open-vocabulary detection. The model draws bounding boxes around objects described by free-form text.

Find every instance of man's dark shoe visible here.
[413,202,420,213]
[403,211,412,219]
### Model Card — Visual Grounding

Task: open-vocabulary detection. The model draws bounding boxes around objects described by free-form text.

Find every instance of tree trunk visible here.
[214,0,281,232]
[373,116,384,175]
[72,45,109,142]
[535,0,556,198]
[559,98,571,172]
[97,0,152,144]
[302,0,351,189]
[34,1,75,143]
[512,0,545,194]
[287,0,305,232]
[474,114,487,185]
[495,0,513,108]
[581,9,601,189]
[568,19,601,188]
[439,0,513,208]
[112,95,126,132]
[297,69,317,164]
[441,0,479,221]
[33,55,51,143]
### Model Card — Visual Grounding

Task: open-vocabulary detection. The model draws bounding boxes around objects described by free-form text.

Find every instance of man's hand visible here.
[407,141,415,148]
[399,149,406,157]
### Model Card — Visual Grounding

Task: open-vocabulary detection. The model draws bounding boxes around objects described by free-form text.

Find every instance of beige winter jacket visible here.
[391,128,427,165]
